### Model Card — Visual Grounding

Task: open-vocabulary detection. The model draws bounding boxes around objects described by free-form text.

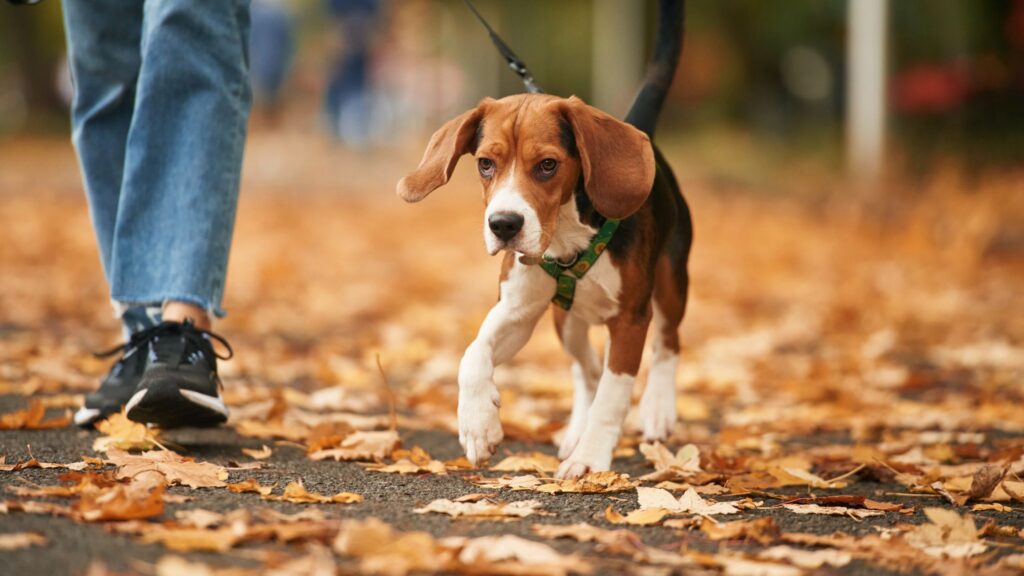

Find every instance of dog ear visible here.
[397,103,488,203]
[559,96,655,219]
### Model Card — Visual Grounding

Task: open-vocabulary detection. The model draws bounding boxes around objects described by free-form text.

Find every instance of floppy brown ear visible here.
[559,96,655,219]
[397,104,487,202]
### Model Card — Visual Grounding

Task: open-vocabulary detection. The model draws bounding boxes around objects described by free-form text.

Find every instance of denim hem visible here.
[112,294,226,319]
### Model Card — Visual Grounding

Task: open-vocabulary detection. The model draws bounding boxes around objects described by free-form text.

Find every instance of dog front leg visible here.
[459,277,549,466]
[556,311,650,479]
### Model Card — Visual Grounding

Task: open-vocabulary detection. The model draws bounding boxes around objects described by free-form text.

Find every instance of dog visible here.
[397,0,690,479]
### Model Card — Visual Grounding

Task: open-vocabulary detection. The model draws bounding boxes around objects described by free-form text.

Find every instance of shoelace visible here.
[94,319,234,361]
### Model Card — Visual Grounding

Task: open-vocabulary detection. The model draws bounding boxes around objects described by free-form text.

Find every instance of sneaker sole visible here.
[73,406,104,427]
[125,382,228,428]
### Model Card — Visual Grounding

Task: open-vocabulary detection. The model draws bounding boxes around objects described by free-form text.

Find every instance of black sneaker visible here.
[74,334,151,427]
[123,319,233,428]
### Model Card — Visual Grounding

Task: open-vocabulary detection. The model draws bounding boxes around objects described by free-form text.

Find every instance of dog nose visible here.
[488,212,524,242]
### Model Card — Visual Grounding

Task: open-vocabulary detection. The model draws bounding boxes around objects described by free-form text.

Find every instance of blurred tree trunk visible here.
[0,4,68,127]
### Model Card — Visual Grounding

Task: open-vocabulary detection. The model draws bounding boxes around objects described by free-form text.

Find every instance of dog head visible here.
[397,94,655,258]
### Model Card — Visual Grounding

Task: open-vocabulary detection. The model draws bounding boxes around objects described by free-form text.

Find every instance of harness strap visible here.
[538,218,620,310]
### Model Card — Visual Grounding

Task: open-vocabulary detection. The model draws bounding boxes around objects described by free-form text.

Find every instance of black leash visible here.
[463,0,543,94]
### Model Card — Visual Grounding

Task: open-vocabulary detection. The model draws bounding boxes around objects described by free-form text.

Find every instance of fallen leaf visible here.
[782,503,884,520]
[470,474,546,491]
[75,474,166,522]
[972,502,1012,512]
[638,442,702,481]
[605,506,669,526]
[0,532,47,550]
[414,498,543,519]
[264,480,362,504]
[906,507,987,558]
[490,452,561,473]
[531,523,645,556]
[93,413,162,452]
[308,430,399,461]
[241,445,273,460]
[448,534,591,576]
[227,479,275,497]
[535,471,637,494]
[0,400,70,430]
[107,449,227,488]
[954,463,1009,506]
[700,517,779,544]
[758,545,852,569]
[333,517,450,575]
[637,487,741,515]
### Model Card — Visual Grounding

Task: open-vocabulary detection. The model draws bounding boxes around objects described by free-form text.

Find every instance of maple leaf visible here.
[107,449,227,488]
[0,399,70,430]
[92,413,163,452]
[307,430,399,461]
[0,532,47,551]
[490,452,561,473]
[414,498,543,519]
[637,487,741,515]
[264,480,362,504]
[638,442,702,481]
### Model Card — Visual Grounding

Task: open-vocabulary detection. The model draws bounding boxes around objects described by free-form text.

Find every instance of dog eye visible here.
[477,158,495,178]
[538,159,558,173]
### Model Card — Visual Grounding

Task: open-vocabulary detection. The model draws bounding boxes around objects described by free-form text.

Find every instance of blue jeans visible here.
[63,0,252,318]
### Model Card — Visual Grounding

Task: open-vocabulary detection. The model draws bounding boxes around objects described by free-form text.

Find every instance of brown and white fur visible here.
[397,0,690,479]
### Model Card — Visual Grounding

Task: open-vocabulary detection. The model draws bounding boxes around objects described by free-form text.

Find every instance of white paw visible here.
[458,386,504,466]
[639,383,677,442]
[556,449,611,479]
[557,420,585,460]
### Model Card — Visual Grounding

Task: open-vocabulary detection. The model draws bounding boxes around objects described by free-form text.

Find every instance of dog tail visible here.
[624,0,685,139]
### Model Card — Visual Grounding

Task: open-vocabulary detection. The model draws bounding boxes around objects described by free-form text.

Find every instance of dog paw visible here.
[640,385,677,442]
[458,387,504,466]
[556,443,613,480]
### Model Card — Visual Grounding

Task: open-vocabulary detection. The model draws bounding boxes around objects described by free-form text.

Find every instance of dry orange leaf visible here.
[531,523,645,556]
[107,449,227,488]
[307,430,399,461]
[605,506,669,526]
[0,400,70,430]
[490,452,561,473]
[92,413,162,452]
[240,445,273,460]
[414,498,543,519]
[264,480,362,504]
[226,478,275,496]
[334,517,450,575]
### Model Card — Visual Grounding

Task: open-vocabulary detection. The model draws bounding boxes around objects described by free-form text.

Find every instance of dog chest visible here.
[564,256,621,325]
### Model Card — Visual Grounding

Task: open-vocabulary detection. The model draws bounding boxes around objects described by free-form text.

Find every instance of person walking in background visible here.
[62,0,252,428]
[324,0,380,145]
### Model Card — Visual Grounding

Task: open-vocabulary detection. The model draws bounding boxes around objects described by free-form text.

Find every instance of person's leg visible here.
[114,0,252,427]
[111,0,252,323]
[62,0,142,285]
[63,1,157,426]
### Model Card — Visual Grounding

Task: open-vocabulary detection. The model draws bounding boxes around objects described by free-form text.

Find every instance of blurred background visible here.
[0,0,1021,377]
[2,0,1024,176]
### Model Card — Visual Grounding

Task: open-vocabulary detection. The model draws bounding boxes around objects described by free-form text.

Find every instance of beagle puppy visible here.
[398,0,690,478]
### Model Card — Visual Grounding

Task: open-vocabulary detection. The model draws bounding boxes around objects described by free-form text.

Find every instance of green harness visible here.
[538,218,620,311]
